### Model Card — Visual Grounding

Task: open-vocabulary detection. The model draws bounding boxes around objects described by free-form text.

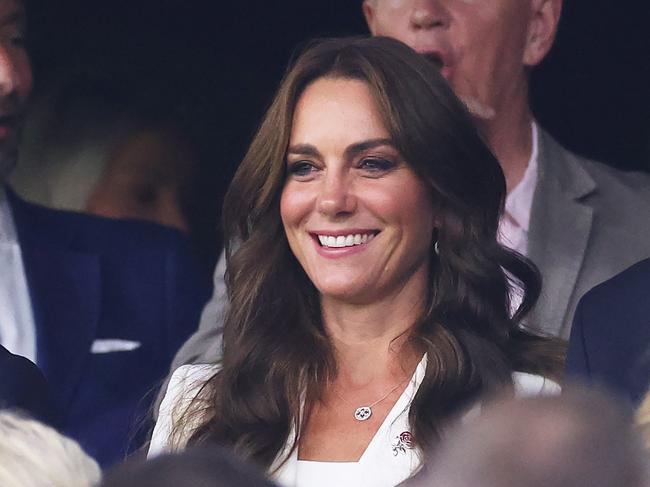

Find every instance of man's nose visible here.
[410,0,450,30]
[317,172,356,217]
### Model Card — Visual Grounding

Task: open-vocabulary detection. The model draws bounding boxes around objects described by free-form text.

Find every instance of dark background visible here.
[23,0,650,262]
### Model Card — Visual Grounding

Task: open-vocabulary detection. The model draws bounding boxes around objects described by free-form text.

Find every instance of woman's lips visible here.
[316,232,376,248]
[310,230,380,259]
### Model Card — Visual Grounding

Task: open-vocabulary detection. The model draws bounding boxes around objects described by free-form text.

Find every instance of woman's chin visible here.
[313,278,378,304]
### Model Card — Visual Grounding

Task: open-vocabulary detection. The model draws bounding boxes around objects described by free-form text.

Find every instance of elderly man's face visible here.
[0,0,31,178]
[364,0,559,121]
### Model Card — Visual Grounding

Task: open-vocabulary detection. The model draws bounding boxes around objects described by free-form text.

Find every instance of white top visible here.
[151,356,560,487]
[0,186,37,362]
[295,461,357,487]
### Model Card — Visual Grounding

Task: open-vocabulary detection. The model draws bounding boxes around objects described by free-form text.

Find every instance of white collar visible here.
[504,122,539,233]
[0,185,18,244]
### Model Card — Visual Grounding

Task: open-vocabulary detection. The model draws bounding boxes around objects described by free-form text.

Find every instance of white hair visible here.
[0,412,101,487]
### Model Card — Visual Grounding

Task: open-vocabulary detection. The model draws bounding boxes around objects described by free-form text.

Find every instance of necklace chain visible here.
[332,376,410,421]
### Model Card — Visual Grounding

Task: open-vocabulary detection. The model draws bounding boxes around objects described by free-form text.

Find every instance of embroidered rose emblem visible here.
[398,431,413,448]
[391,431,414,456]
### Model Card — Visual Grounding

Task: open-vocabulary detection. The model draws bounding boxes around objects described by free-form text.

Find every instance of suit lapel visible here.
[8,190,101,410]
[526,131,596,337]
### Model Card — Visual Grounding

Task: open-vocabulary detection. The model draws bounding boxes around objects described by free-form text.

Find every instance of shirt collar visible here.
[0,184,18,244]
[504,122,539,233]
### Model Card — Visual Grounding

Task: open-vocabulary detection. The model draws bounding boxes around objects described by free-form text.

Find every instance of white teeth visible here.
[317,233,377,248]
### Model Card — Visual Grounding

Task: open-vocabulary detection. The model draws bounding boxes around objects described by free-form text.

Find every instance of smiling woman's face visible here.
[280,77,436,305]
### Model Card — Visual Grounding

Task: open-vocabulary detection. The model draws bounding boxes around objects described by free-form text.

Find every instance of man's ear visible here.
[523,0,563,66]
[362,0,379,35]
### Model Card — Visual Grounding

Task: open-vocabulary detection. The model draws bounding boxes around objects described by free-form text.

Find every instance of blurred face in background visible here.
[0,0,32,179]
[86,127,193,232]
[363,0,560,122]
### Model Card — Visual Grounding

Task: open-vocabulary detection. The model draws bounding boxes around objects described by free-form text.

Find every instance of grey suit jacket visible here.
[527,130,650,338]
[166,130,650,373]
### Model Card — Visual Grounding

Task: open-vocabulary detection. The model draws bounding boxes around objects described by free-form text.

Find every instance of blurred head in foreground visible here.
[102,446,277,487]
[0,411,100,487]
[417,387,649,487]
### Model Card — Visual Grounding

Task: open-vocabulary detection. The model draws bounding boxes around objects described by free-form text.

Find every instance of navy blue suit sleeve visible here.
[164,236,212,364]
[564,258,650,405]
[0,345,59,426]
[566,298,591,380]
[127,235,211,459]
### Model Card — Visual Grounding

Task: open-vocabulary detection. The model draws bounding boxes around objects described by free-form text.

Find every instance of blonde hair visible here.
[0,412,101,487]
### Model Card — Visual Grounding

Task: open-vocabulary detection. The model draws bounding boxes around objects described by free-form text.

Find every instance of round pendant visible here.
[354,406,372,421]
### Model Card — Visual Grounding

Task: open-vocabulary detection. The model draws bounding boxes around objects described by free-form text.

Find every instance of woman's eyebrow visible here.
[344,138,394,159]
[286,138,394,159]
[286,144,321,158]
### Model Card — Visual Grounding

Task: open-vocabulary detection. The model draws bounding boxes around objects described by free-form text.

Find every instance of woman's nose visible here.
[317,173,356,217]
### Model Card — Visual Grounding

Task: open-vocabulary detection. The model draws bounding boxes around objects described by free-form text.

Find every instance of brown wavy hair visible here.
[182,36,565,471]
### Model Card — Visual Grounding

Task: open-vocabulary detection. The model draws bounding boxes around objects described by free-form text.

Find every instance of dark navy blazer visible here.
[0,344,57,424]
[567,258,650,406]
[8,190,211,467]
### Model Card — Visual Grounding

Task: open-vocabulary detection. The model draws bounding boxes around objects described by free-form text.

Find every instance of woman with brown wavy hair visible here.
[149,36,563,486]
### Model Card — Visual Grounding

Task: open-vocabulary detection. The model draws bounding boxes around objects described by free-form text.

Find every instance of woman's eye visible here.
[359,157,395,173]
[287,161,317,178]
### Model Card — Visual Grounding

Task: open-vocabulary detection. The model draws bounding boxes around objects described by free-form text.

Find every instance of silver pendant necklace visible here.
[333,379,408,422]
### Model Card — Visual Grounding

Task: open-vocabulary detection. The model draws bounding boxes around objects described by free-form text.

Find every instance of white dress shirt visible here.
[0,186,37,362]
[150,358,560,487]
[498,122,539,313]
[498,122,539,256]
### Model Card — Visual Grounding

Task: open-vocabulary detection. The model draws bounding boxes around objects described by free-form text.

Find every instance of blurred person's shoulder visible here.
[512,372,561,397]
[462,373,561,424]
